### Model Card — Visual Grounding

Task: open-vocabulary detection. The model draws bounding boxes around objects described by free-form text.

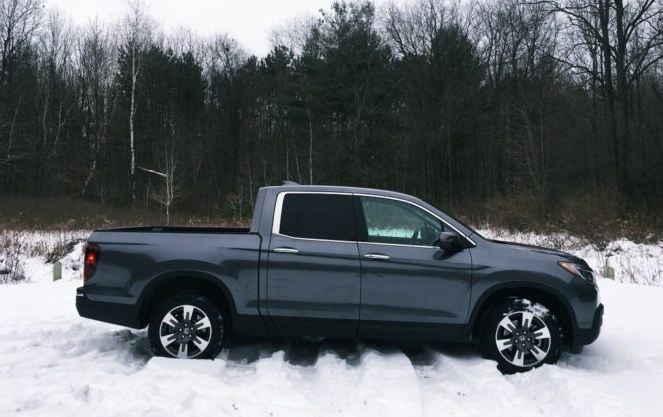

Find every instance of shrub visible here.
[0,231,27,284]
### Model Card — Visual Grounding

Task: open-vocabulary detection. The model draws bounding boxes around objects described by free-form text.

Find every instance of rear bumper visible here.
[76,287,142,329]
[574,303,604,346]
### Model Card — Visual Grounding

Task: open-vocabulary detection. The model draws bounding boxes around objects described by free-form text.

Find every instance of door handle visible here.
[363,253,390,260]
[273,247,299,254]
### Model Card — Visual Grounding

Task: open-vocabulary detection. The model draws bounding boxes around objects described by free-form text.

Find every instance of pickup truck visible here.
[77,184,603,373]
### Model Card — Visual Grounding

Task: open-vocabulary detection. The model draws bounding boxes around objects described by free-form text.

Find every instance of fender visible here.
[465,279,579,340]
[137,269,239,324]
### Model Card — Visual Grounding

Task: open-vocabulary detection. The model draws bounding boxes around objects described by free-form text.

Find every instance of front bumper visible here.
[574,303,604,346]
[76,287,142,329]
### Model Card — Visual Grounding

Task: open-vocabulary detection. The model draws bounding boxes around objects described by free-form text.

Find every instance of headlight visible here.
[558,261,595,284]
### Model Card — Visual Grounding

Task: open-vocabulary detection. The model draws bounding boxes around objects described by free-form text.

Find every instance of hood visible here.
[489,239,585,264]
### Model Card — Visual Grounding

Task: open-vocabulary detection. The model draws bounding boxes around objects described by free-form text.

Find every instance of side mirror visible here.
[436,231,461,251]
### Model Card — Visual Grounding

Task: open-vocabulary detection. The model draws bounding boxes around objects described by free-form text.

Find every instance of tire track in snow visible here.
[415,346,524,417]
[344,345,423,416]
[414,346,626,417]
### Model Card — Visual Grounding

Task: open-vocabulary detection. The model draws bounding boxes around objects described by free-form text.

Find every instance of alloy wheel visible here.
[158,304,212,359]
[494,311,552,368]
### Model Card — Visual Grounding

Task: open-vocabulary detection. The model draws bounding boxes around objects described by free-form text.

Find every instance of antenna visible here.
[283,180,300,186]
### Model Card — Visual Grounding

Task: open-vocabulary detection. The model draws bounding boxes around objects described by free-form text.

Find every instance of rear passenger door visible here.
[266,192,361,337]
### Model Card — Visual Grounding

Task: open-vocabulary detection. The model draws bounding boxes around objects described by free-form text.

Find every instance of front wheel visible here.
[481,298,563,374]
[148,292,226,359]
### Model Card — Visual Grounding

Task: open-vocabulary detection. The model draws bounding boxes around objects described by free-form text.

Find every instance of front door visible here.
[355,195,473,340]
[267,192,360,337]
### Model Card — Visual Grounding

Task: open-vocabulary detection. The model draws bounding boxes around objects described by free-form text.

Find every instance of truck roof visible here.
[260,184,420,201]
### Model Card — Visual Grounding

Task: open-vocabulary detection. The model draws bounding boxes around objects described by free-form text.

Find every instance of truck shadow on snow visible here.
[109,329,605,375]
[102,329,482,370]
[77,328,153,366]
[218,336,481,368]
[98,329,607,374]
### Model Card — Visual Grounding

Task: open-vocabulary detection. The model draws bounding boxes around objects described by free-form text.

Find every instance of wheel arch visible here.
[468,282,577,347]
[137,271,237,332]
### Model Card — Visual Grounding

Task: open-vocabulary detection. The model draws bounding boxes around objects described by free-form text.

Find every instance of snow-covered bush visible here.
[0,231,27,283]
[0,230,87,284]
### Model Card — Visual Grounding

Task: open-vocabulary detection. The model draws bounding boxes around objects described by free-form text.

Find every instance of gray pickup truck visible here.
[77,184,602,373]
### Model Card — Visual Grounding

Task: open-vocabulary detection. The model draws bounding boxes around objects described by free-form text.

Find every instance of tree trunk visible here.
[81,158,97,196]
[614,0,630,199]
[308,110,313,184]
[5,94,22,193]
[129,44,137,206]
[598,0,619,190]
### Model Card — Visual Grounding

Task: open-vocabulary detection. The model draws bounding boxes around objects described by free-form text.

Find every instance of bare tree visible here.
[270,14,316,55]
[33,10,77,195]
[139,150,183,225]
[544,0,663,198]
[0,0,42,87]
[208,34,246,74]
[120,0,154,206]
[78,18,118,199]
[0,0,42,187]
[207,34,246,188]
[385,0,462,58]
[270,15,318,185]
[168,25,207,63]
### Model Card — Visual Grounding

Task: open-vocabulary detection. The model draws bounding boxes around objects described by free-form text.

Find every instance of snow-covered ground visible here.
[1,277,662,416]
[1,229,662,416]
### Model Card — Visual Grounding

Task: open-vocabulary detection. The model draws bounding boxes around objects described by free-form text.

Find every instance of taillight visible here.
[83,242,100,281]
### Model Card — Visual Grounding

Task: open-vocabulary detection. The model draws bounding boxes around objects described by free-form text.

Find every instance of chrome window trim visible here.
[272,192,285,234]
[272,233,359,245]
[360,241,439,249]
[271,190,476,247]
[273,232,440,249]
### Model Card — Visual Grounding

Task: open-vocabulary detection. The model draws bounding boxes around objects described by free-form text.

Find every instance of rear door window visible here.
[278,193,356,241]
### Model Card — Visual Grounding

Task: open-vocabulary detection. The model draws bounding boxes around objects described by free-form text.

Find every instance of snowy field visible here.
[1,230,662,416]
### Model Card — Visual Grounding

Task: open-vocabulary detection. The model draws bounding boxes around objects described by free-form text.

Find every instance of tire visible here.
[148,292,226,359]
[481,298,563,374]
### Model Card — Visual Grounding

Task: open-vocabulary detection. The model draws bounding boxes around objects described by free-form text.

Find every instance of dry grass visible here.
[0,196,250,231]
[0,196,253,284]
[1,191,660,246]
[0,231,26,283]
[458,189,662,247]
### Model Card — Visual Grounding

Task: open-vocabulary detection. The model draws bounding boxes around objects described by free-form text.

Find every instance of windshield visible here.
[421,199,484,239]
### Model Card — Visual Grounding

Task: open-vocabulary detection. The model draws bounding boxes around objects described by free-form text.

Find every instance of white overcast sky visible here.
[46,0,412,56]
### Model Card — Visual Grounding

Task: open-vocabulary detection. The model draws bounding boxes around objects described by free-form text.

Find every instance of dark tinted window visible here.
[279,193,356,241]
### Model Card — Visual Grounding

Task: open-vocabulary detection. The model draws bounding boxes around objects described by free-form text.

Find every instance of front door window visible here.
[359,196,445,246]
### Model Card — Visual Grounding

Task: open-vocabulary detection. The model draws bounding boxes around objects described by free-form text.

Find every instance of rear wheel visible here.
[148,292,226,359]
[481,298,563,374]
